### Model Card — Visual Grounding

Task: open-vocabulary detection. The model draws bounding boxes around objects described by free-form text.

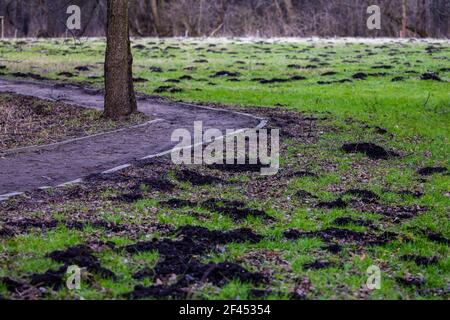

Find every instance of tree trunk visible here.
[150,0,162,36]
[400,0,408,37]
[283,0,296,24]
[104,0,137,119]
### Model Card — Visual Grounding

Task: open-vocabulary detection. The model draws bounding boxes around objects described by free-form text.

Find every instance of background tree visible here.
[104,0,137,119]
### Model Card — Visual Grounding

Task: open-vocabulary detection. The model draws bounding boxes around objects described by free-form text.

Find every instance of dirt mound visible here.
[355,203,426,221]
[202,199,273,221]
[126,262,264,300]
[401,255,439,266]
[420,72,442,81]
[209,161,267,173]
[352,72,367,80]
[75,65,90,71]
[317,198,347,209]
[284,227,398,246]
[149,66,163,73]
[321,71,337,76]
[113,192,144,203]
[303,260,336,270]
[174,169,225,186]
[176,225,262,244]
[372,65,393,69]
[159,198,199,209]
[133,177,176,192]
[396,275,425,287]
[344,189,379,202]
[417,167,447,176]
[123,225,264,299]
[210,71,240,78]
[47,245,115,278]
[422,230,449,245]
[30,266,67,289]
[154,86,182,93]
[342,143,398,160]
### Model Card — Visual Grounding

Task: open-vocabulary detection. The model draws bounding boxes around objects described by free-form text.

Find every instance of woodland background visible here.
[0,0,448,38]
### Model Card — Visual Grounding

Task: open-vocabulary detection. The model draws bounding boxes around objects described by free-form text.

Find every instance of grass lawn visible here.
[0,38,448,300]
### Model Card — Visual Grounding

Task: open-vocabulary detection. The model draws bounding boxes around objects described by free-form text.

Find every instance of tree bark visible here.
[150,0,162,36]
[400,0,408,37]
[104,0,137,119]
[283,0,296,24]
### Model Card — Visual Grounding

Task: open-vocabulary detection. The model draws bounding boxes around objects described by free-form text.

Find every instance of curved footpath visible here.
[0,78,265,200]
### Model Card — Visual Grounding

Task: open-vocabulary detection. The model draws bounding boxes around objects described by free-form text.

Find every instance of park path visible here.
[0,78,264,199]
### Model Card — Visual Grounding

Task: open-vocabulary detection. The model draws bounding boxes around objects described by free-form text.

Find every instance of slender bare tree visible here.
[104,0,137,119]
[400,0,408,37]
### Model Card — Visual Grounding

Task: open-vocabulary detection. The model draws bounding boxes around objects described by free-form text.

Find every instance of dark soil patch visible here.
[284,227,398,246]
[58,72,75,78]
[290,75,307,81]
[392,76,405,82]
[75,66,90,72]
[10,72,49,81]
[401,255,439,266]
[210,71,240,78]
[47,245,116,278]
[133,77,147,83]
[149,66,163,73]
[303,260,337,270]
[154,86,182,93]
[287,170,319,178]
[342,143,398,160]
[352,72,367,80]
[201,199,273,221]
[1,277,29,293]
[321,243,343,254]
[317,198,347,209]
[174,169,225,186]
[321,71,337,76]
[133,268,154,280]
[417,167,447,176]
[355,203,426,221]
[423,231,450,245]
[287,64,302,69]
[344,189,379,202]
[133,177,176,192]
[397,190,423,198]
[372,65,394,69]
[420,72,442,81]
[30,266,67,289]
[127,262,263,300]
[159,198,199,209]
[179,75,194,80]
[113,192,144,203]
[123,225,264,299]
[0,217,130,237]
[259,77,290,84]
[165,79,180,83]
[396,275,425,287]
[294,190,316,200]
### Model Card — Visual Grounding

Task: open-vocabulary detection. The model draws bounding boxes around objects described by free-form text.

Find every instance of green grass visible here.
[0,38,448,300]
